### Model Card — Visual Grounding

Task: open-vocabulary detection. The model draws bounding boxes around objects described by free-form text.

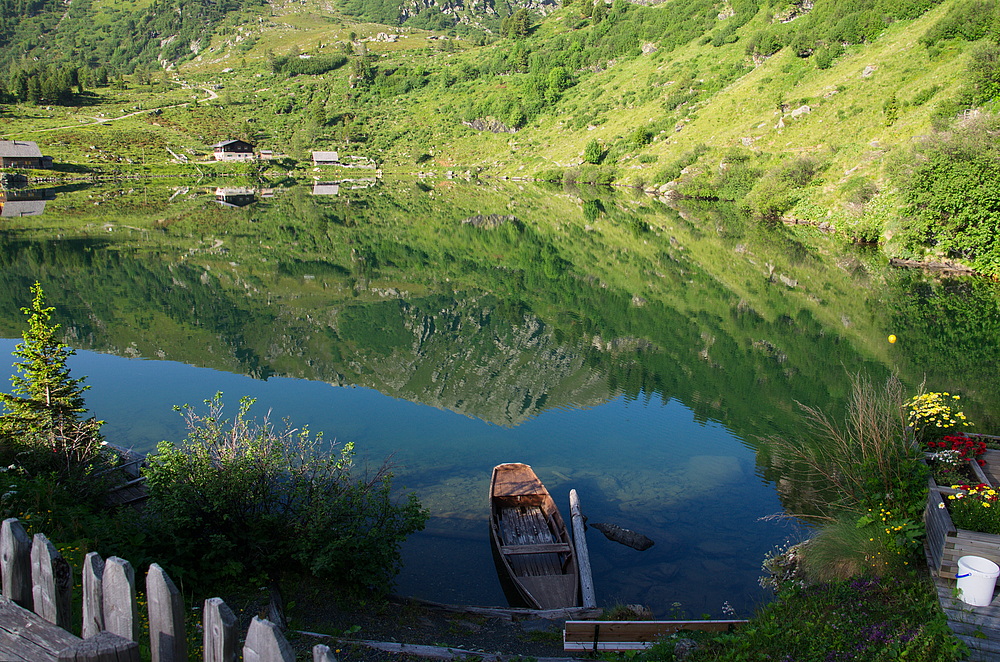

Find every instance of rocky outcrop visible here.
[463,117,517,134]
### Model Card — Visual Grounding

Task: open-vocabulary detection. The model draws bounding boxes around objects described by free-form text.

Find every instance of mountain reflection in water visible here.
[2,181,999,616]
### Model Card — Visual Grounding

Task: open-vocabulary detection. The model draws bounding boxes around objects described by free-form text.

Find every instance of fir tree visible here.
[0,283,103,463]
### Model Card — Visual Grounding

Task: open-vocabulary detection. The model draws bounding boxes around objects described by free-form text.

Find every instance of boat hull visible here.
[489,463,581,610]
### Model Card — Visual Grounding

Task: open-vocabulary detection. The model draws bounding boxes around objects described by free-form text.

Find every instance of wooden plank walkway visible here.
[102,444,149,508]
[926,447,1000,662]
[929,570,1000,662]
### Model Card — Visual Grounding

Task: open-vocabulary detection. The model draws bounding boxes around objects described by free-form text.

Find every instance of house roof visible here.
[212,140,253,149]
[0,141,43,159]
[312,151,340,162]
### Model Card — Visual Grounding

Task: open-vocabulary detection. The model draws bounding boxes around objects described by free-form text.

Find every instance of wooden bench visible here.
[563,619,747,652]
[499,543,572,555]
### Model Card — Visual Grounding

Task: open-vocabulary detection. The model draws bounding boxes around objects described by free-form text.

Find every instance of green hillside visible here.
[3,0,1000,273]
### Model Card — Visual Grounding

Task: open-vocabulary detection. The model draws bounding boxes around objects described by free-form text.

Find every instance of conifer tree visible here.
[0,283,103,462]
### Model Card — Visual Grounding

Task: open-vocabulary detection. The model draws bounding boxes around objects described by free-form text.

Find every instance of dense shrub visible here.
[921,0,999,47]
[271,54,348,76]
[680,574,964,661]
[893,113,1000,276]
[142,393,428,590]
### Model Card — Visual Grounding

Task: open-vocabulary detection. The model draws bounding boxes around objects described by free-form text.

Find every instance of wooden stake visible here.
[569,489,596,609]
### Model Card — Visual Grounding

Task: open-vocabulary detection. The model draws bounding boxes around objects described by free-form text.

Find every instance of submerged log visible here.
[589,523,654,551]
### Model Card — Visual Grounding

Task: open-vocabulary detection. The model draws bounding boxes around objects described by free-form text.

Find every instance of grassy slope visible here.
[0,1,979,210]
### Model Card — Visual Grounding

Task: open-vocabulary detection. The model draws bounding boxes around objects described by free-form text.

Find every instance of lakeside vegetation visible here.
[0,283,427,630]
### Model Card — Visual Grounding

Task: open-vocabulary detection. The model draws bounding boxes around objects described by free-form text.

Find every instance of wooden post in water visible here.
[569,489,596,609]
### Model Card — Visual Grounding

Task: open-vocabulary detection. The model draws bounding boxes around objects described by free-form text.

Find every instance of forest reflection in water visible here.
[1,180,999,615]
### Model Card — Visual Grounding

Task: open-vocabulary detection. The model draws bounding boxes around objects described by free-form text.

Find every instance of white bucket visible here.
[956,556,1000,606]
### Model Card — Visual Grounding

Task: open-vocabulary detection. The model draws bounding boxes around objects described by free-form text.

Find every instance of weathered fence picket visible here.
[243,617,296,662]
[204,597,238,662]
[103,556,139,643]
[1,518,32,609]
[147,563,186,662]
[31,532,73,630]
[0,518,333,662]
[81,552,105,638]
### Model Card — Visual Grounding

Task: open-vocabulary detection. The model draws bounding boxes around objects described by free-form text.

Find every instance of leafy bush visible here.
[271,54,348,77]
[681,574,965,661]
[142,393,428,591]
[740,175,794,220]
[921,0,999,47]
[894,113,1000,276]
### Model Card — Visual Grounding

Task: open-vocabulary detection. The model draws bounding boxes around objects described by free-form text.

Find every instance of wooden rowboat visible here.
[489,463,581,610]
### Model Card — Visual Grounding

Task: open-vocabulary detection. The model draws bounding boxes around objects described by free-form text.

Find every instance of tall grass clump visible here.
[769,373,926,520]
[765,374,928,583]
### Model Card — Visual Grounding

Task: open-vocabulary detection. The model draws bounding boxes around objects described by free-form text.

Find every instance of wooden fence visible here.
[0,518,334,662]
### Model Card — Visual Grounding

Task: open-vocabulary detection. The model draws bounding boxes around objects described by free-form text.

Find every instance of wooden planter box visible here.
[925,455,1000,578]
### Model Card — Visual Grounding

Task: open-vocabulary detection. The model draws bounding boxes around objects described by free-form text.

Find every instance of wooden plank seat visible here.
[500,543,572,555]
[563,620,747,652]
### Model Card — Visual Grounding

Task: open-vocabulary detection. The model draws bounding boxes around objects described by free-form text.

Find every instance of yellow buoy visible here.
[888,335,897,344]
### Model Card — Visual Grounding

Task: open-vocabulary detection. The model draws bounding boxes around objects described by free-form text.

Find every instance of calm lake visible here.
[2,179,999,617]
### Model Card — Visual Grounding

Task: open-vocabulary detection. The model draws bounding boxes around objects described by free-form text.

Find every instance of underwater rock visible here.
[590,522,655,551]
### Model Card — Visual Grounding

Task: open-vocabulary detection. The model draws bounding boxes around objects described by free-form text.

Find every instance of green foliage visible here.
[501,8,532,38]
[628,125,653,147]
[765,374,928,521]
[270,53,348,77]
[682,574,965,661]
[0,0,267,73]
[921,0,1000,47]
[894,113,1000,276]
[583,138,602,164]
[883,93,900,126]
[945,484,1000,534]
[961,41,1000,107]
[799,513,916,583]
[0,283,104,472]
[142,393,428,590]
[655,143,709,183]
[4,64,85,105]
[748,0,942,67]
[814,43,844,69]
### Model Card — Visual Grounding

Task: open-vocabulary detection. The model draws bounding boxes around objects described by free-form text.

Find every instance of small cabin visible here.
[212,140,255,162]
[312,151,340,166]
[0,141,48,169]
